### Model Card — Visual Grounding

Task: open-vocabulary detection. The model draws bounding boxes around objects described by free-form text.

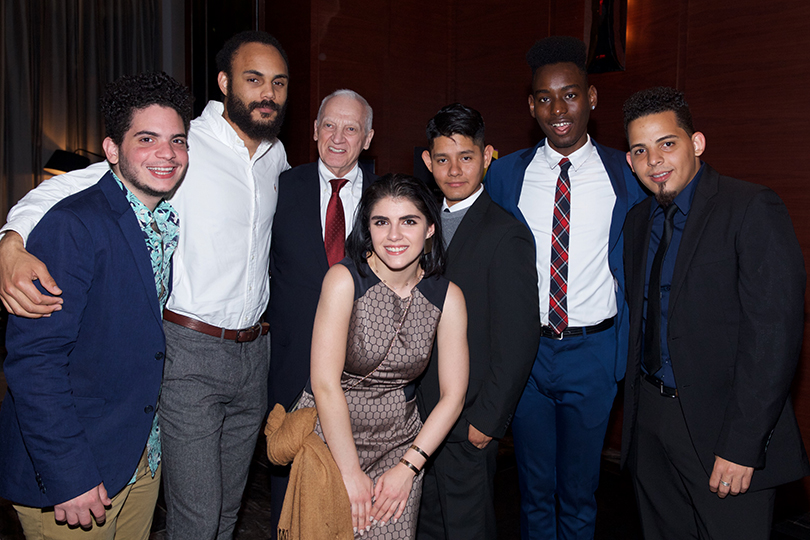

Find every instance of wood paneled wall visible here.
[266,0,810,503]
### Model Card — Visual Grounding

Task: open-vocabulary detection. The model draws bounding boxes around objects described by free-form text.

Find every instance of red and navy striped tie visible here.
[549,158,572,333]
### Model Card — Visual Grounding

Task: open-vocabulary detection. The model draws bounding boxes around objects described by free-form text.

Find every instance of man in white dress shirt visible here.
[484,36,645,539]
[0,31,290,540]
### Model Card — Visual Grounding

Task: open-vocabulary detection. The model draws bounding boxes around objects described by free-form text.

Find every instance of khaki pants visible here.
[14,449,160,540]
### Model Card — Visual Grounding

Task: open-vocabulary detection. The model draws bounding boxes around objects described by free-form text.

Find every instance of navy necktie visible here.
[644,203,679,375]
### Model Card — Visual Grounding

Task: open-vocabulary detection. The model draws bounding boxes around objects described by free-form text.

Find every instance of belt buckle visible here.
[544,325,565,340]
[235,324,259,343]
[657,379,677,399]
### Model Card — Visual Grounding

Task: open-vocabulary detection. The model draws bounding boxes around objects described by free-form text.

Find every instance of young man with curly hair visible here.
[0,31,291,540]
[621,86,808,540]
[0,71,191,540]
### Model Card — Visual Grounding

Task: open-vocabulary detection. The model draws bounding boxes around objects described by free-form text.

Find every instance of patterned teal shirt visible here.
[112,172,180,481]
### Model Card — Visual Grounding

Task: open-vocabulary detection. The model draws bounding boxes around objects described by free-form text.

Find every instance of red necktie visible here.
[548,158,572,333]
[325,178,349,267]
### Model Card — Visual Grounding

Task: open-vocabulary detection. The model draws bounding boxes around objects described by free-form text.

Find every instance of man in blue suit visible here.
[485,36,644,539]
[0,72,191,539]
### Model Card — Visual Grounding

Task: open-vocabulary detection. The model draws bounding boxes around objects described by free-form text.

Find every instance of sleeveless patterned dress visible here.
[298,258,448,539]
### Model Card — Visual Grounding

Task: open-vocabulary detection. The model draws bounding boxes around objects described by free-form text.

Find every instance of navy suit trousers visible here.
[512,328,617,540]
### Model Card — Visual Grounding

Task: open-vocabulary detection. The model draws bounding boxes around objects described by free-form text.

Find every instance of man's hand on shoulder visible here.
[53,482,111,528]
[468,424,493,449]
[0,231,62,317]
[709,455,754,498]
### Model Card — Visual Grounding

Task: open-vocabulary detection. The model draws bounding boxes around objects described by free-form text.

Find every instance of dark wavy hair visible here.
[100,72,193,146]
[623,86,695,137]
[346,173,446,278]
[426,103,485,151]
[526,36,588,81]
[215,30,289,78]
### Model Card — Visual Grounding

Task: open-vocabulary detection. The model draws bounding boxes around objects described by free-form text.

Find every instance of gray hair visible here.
[316,89,373,134]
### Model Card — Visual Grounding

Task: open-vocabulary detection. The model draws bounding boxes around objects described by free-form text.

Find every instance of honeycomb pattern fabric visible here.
[299,258,448,539]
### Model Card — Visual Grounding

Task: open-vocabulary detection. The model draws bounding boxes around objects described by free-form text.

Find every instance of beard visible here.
[653,184,677,207]
[225,89,287,142]
[118,154,187,200]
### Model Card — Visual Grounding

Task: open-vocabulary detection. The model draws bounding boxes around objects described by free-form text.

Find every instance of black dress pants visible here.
[417,437,499,540]
[630,380,775,540]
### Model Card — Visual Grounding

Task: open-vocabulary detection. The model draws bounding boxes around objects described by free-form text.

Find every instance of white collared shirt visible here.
[441,184,484,213]
[2,100,289,329]
[518,136,617,326]
[317,159,364,238]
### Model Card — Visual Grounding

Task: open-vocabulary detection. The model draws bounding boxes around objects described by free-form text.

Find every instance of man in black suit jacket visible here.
[267,89,377,537]
[416,103,540,539]
[621,87,809,539]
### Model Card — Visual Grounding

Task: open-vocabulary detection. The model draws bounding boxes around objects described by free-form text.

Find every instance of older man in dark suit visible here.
[416,103,540,540]
[267,89,377,537]
[621,86,809,540]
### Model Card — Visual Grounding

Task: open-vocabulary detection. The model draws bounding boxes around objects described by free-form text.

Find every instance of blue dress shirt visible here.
[642,163,705,387]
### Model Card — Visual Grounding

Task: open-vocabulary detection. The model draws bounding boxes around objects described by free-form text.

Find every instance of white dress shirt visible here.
[317,159,364,238]
[518,136,617,327]
[441,183,484,213]
[2,100,289,329]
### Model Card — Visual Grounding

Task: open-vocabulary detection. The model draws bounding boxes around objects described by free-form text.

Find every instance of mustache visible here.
[250,100,281,112]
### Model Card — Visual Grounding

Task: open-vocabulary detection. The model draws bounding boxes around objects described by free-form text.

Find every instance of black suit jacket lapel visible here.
[446,190,490,261]
[628,198,653,314]
[297,163,330,273]
[669,165,719,315]
[622,198,653,381]
[359,163,377,191]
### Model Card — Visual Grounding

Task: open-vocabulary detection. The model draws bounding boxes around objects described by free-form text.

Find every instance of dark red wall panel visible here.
[268,0,810,501]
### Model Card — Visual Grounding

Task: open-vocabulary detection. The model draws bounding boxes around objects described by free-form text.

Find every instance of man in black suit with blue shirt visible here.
[621,86,809,540]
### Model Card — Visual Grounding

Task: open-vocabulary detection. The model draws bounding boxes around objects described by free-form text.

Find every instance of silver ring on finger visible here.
[720,480,730,487]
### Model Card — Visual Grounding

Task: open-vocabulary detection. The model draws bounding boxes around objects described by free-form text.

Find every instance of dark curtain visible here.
[1,0,162,221]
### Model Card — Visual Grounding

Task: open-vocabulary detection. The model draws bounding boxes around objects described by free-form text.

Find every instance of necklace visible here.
[370,257,424,294]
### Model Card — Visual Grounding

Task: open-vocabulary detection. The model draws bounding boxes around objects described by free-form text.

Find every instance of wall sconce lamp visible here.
[43,149,103,175]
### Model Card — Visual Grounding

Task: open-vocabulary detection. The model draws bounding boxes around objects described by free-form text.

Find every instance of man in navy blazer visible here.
[0,72,191,539]
[485,37,644,539]
[267,89,377,538]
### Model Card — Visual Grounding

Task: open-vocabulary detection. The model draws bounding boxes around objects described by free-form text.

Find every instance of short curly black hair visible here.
[526,36,588,79]
[215,31,289,79]
[623,87,695,138]
[100,71,193,146]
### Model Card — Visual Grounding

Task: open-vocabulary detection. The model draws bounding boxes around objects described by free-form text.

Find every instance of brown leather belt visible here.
[163,309,269,343]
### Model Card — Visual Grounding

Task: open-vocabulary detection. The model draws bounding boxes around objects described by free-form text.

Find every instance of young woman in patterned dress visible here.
[301,174,468,539]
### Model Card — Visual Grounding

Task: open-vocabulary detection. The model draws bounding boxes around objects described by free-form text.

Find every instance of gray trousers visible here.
[160,320,270,540]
